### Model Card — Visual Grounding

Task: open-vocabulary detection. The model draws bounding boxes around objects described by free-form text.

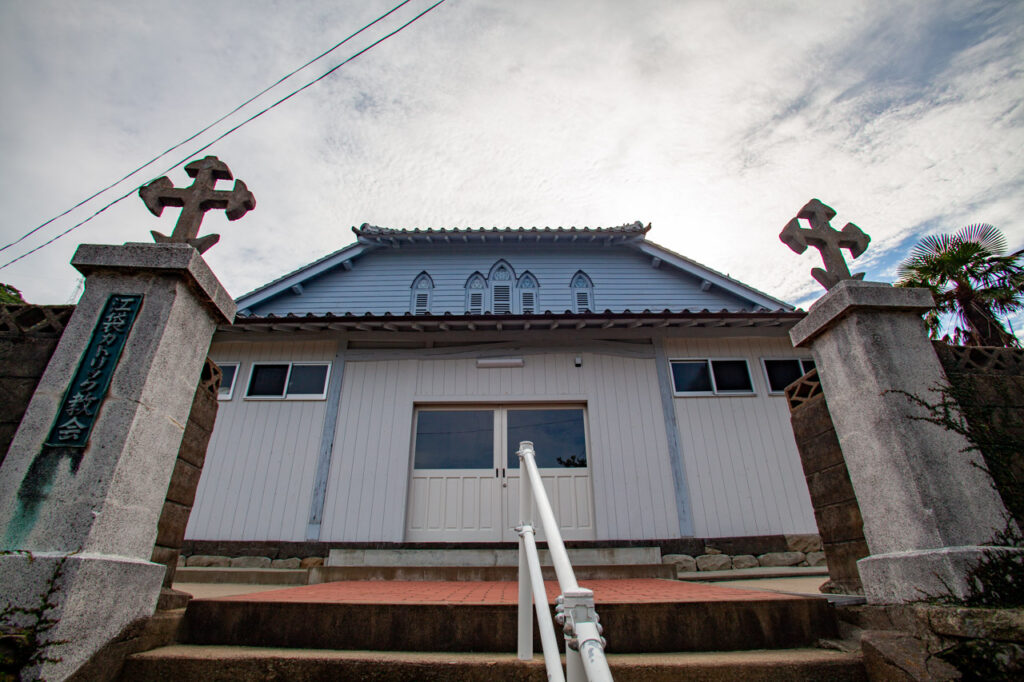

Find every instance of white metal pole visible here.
[566,645,585,682]
[575,622,613,682]
[522,526,566,682]
[517,442,535,661]
[519,442,578,592]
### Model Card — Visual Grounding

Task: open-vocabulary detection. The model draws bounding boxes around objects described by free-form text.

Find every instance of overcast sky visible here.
[1,1,1022,329]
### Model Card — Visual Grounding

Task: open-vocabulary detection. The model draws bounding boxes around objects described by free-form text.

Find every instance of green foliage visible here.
[0,283,25,305]
[896,224,1023,347]
[893,375,1024,678]
[892,380,1024,608]
[953,524,1024,609]
[0,552,67,681]
[892,377,1024,527]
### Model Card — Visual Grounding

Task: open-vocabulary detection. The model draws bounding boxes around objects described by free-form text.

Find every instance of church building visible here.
[185,222,817,546]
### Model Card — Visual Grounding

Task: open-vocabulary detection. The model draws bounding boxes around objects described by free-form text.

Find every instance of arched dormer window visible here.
[410,272,434,315]
[465,272,486,314]
[517,271,539,314]
[488,260,515,314]
[570,271,594,313]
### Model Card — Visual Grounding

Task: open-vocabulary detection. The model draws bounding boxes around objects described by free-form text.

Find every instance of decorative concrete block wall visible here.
[786,369,867,594]
[933,343,1024,527]
[150,358,221,597]
[0,305,75,464]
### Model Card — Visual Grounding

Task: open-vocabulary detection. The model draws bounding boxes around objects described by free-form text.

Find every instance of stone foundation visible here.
[840,603,1024,680]
[175,535,827,578]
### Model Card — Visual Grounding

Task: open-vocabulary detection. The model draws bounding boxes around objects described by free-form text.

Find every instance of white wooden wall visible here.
[185,340,336,540]
[664,336,817,538]
[187,336,816,542]
[319,351,681,542]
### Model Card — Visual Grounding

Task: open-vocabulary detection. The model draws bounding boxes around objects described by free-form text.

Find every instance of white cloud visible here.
[0,0,1021,323]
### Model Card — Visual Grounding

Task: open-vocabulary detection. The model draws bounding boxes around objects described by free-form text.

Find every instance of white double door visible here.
[405,405,596,542]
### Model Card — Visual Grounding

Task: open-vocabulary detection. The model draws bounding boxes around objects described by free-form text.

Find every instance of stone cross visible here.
[780,199,870,290]
[139,155,255,253]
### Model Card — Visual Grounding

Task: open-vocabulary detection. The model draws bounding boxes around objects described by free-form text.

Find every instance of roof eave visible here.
[222,308,805,335]
[234,241,374,310]
[633,242,794,311]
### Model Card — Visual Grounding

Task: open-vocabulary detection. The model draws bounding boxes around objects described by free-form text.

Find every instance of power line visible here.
[0,0,414,257]
[0,0,446,271]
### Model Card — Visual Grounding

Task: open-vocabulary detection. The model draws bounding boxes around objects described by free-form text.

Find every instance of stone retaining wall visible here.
[846,603,1024,680]
[662,533,826,574]
[176,534,825,574]
[179,534,811,563]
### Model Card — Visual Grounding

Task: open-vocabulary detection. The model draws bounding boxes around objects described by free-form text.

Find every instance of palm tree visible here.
[896,223,1024,347]
[0,282,26,304]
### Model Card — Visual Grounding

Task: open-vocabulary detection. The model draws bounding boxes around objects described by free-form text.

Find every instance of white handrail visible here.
[516,441,613,682]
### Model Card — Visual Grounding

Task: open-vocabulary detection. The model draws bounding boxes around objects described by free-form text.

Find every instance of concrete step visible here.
[181,579,838,653]
[326,546,660,567]
[309,563,675,582]
[122,645,867,681]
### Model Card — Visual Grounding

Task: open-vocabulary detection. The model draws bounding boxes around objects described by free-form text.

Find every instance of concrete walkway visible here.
[174,568,835,600]
[710,575,830,595]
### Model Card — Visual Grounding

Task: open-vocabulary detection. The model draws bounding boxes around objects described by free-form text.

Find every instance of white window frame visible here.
[244,361,332,401]
[410,402,590,471]
[669,358,756,397]
[217,362,240,401]
[760,357,816,394]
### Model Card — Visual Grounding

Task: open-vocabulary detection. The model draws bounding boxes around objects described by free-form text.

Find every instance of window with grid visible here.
[217,363,239,400]
[245,362,331,400]
[669,359,754,396]
[762,358,816,393]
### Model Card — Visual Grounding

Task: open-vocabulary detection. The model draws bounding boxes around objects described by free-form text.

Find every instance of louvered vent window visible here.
[493,285,511,314]
[466,273,487,314]
[518,272,538,314]
[571,272,594,313]
[490,263,514,314]
[410,272,433,315]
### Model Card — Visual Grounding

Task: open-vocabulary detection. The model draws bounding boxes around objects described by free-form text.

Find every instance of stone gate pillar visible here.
[0,242,235,679]
[790,280,1015,604]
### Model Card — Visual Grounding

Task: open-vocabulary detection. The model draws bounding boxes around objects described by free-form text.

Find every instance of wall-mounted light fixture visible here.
[574,355,582,367]
[476,357,524,368]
